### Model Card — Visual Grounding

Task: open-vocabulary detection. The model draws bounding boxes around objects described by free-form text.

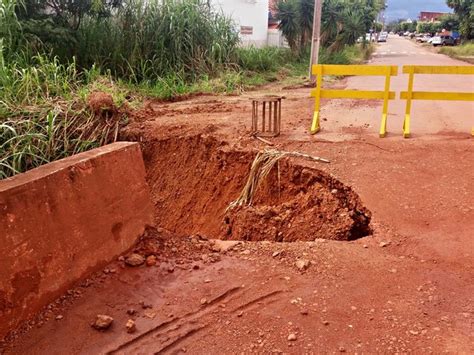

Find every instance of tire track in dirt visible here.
[106,285,285,354]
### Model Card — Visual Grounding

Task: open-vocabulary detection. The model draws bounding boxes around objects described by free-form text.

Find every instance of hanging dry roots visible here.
[227,149,330,211]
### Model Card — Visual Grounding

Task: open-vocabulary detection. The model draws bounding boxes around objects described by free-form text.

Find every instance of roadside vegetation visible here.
[388,0,472,41]
[1,0,382,178]
[439,42,474,63]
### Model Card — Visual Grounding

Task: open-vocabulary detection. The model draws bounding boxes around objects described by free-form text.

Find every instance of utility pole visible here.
[309,0,323,83]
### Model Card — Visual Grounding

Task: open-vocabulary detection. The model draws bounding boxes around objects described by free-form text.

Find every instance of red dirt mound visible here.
[88,91,117,117]
[223,162,371,242]
[142,135,371,242]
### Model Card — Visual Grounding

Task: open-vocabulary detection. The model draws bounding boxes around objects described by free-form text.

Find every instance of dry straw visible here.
[227,149,330,211]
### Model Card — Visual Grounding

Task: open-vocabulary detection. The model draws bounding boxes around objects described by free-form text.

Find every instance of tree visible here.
[439,13,461,32]
[417,21,442,34]
[446,0,474,39]
[276,0,384,53]
[275,0,314,52]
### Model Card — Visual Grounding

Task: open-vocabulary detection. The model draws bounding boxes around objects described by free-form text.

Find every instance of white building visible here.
[211,0,278,47]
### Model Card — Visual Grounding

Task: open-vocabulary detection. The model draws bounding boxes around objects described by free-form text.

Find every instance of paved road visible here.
[320,35,474,138]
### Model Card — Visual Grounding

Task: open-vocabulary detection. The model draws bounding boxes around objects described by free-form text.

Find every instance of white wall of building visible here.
[211,0,270,47]
[267,28,287,47]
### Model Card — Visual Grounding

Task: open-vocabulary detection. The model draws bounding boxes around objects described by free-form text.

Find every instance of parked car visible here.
[365,33,376,42]
[431,35,455,46]
[356,34,375,43]
[417,35,432,43]
[378,32,388,42]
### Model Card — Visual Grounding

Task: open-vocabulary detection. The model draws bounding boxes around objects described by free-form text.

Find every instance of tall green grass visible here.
[0,53,127,179]
[439,42,474,63]
[72,0,239,82]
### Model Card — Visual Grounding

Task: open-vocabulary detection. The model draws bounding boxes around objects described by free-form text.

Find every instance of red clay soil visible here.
[2,64,473,352]
[143,135,370,242]
[88,91,117,117]
[223,161,371,242]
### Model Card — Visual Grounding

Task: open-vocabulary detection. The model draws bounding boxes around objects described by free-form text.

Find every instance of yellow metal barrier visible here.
[400,65,474,138]
[310,64,398,137]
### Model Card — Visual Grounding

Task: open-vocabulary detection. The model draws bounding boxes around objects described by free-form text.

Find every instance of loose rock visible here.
[295,259,310,271]
[146,255,157,267]
[288,333,297,341]
[92,315,114,331]
[139,301,153,309]
[125,253,145,267]
[211,240,241,252]
[126,319,136,333]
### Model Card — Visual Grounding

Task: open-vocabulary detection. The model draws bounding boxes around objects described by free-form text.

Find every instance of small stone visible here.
[295,259,310,271]
[322,320,330,326]
[237,311,244,317]
[127,309,136,315]
[272,251,281,258]
[287,333,297,341]
[92,315,114,330]
[118,256,125,262]
[146,255,157,267]
[55,315,63,320]
[200,298,208,305]
[300,309,309,315]
[126,319,136,333]
[409,330,419,335]
[125,253,145,267]
[204,279,212,283]
[242,250,251,255]
[339,346,346,352]
[363,244,368,249]
[139,301,152,309]
[379,241,390,248]
[351,306,357,311]
[331,189,338,194]
[192,264,200,270]
[211,240,241,252]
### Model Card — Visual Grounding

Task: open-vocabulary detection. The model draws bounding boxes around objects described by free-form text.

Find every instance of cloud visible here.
[385,0,451,21]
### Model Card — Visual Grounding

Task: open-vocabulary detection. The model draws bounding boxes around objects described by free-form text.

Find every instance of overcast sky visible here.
[385,0,451,21]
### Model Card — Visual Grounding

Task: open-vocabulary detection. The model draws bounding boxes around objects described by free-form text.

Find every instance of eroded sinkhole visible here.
[142,135,371,242]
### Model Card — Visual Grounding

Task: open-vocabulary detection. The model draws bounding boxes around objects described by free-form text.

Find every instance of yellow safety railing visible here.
[310,64,398,138]
[400,65,474,138]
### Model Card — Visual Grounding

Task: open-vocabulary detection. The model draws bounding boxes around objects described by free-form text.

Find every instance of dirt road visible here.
[3,37,473,354]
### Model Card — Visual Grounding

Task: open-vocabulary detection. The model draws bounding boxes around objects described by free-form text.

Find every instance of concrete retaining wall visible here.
[0,142,154,340]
